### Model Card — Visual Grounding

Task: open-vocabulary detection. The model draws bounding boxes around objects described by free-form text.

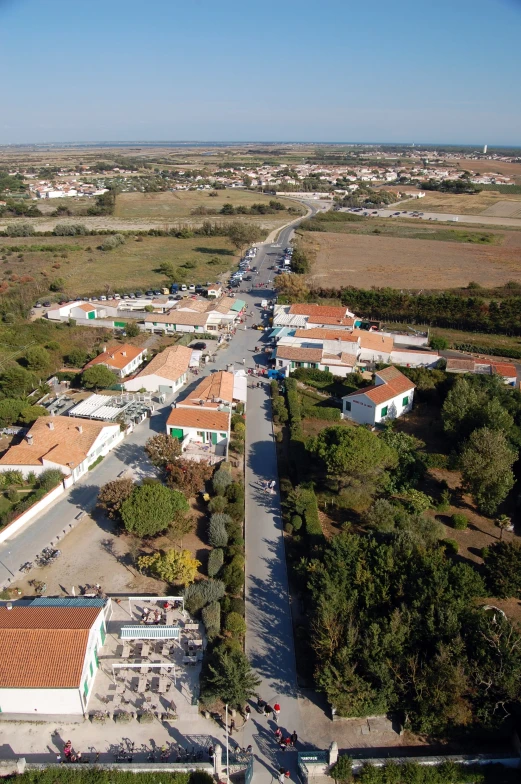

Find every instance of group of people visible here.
[263,480,276,493]
[58,740,81,763]
[274,728,298,750]
[140,607,164,624]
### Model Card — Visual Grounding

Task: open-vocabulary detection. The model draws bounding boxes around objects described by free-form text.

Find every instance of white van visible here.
[261,299,268,308]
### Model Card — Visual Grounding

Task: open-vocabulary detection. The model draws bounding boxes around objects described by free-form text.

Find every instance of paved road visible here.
[342,206,521,229]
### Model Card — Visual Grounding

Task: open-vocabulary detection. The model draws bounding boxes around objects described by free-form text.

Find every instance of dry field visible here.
[0,234,238,297]
[302,230,521,289]
[481,200,521,218]
[395,189,521,215]
[454,158,521,182]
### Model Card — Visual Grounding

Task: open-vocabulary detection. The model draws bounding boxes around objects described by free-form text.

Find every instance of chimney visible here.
[102,345,107,353]
[6,602,12,611]
[26,434,33,446]
[77,425,83,434]
[121,351,126,357]
[48,421,54,431]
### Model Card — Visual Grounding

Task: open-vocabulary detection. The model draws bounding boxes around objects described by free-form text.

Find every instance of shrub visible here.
[213,464,233,495]
[222,596,245,616]
[208,513,231,547]
[225,611,246,637]
[6,222,34,237]
[54,223,88,236]
[208,495,227,514]
[303,406,341,421]
[423,453,449,469]
[436,488,451,513]
[452,513,468,530]
[207,547,224,578]
[202,601,221,640]
[37,469,64,492]
[291,514,303,532]
[222,554,244,595]
[138,711,154,723]
[184,578,226,614]
[284,522,294,534]
[442,538,459,554]
[272,396,288,424]
[329,755,353,783]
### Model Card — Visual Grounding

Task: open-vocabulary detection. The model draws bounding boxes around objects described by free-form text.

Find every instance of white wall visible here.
[0,687,83,715]
[390,350,439,368]
[374,390,414,423]
[0,482,65,545]
[343,393,377,425]
[358,348,392,364]
[124,372,187,393]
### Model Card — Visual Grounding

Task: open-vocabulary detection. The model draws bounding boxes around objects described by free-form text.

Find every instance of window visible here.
[345,401,351,412]
[89,661,94,678]
[402,396,409,406]
[381,405,388,417]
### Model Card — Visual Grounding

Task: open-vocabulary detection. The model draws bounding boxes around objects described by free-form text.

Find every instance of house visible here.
[144,310,210,334]
[166,372,233,463]
[342,366,415,426]
[83,343,147,378]
[446,358,517,386]
[0,416,122,483]
[275,345,357,378]
[272,304,358,330]
[0,598,109,717]
[123,345,194,394]
[47,301,98,321]
[352,330,394,364]
[207,285,223,299]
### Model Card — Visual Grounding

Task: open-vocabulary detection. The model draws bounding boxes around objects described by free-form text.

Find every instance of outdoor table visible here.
[162,643,171,656]
[121,644,131,659]
[159,677,168,693]
[141,642,150,657]
[166,610,175,625]
[138,676,147,692]
[184,622,199,631]
[140,665,148,674]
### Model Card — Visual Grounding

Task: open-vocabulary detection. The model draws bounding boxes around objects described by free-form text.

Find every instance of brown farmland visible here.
[303,231,521,289]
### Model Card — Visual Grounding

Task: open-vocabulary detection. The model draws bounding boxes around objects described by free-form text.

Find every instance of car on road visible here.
[253,324,265,331]
[191,342,207,350]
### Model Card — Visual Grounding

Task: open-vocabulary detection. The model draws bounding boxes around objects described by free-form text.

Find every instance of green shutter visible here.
[381,405,388,417]
[100,624,106,644]
[345,401,351,412]
[88,311,95,320]
[402,396,409,405]
[83,680,89,698]
[89,661,94,677]
[211,432,218,445]
[170,428,184,440]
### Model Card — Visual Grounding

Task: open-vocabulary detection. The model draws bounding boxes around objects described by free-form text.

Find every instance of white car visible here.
[114,293,121,299]
[181,284,187,291]
[188,284,195,292]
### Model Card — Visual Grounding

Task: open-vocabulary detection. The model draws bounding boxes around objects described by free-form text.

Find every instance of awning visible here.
[120,625,180,640]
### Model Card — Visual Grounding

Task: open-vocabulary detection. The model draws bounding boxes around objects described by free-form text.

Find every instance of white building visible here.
[0,599,109,717]
[0,416,122,483]
[342,366,416,426]
[83,343,147,378]
[123,345,194,394]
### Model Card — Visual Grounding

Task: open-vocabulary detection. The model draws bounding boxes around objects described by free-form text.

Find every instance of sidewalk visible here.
[244,383,302,782]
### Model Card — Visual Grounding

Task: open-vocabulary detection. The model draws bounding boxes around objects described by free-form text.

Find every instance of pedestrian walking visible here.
[244,705,251,722]
[264,703,272,718]
[278,773,285,784]
[291,731,298,746]
[274,728,282,741]
[273,701,281,722]
[229,718,236,736]
[269,480,276,492]
[257,695,265,713]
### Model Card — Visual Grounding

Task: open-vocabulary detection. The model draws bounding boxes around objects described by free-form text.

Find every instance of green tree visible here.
[495,514,511,541]
[145,432,181,468]
[18,405,48,425]
[0,366,35,397]
[442,377,514,442]
[49,277,66,292]
[0,398,25,426]
[329,755,353,784]
[429,336,448,350]
[167,458,213,496]
[483,541,521,598]
[138,548,200,586]
[201,644,260,709]
[226,221,262,251]
[67,348,89,368]
[309,425,397,487]
[225,611,246,638]
[97,478,134,519]
[120,483,189,537]
[81,364,118,389]
[125,322,140,338]
[213,464,233,495]
[24,346,50,372]
[460,427,515,515]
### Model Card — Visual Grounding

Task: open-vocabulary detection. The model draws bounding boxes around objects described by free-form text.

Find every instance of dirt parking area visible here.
[304,231,521,289]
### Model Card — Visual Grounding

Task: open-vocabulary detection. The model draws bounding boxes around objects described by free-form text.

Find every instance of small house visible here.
[342,366,415,426]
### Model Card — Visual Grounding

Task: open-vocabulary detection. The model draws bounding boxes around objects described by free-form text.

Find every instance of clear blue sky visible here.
[1,0,521,145]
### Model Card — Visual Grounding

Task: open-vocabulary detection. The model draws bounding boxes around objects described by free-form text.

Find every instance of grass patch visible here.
[115,189,304,220]
[395,189,521,215]
[298,215,502,244]
[387,322,521,354]
[0,234,239,297]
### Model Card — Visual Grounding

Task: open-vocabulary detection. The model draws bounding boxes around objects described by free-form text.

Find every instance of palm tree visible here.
[495,514,511,541]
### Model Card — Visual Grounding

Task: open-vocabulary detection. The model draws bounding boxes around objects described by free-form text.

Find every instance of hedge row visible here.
[453,343,521,360]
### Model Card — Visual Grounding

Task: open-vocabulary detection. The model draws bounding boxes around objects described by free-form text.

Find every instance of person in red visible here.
[273,701,281,723]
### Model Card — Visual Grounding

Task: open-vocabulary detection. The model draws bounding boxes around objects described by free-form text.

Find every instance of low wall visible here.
[0,482,65,546]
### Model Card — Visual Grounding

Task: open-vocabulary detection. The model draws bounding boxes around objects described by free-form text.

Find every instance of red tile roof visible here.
[84,344,145,372]
[167,407,230,432]
[0,606,102,689]
[289,304,348,319]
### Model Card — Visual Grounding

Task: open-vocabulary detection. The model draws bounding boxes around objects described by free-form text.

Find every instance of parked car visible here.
[188,284,195,292]
[191,341,207,350]
[146,290,153,296]
[181,284,187,291]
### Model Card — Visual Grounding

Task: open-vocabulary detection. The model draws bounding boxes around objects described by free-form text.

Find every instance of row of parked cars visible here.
[229,246,258,287]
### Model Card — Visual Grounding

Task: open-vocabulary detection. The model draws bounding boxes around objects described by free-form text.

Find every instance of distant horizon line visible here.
[0,140,520,150]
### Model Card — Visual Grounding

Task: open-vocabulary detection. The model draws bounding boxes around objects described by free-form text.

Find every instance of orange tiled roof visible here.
[492,363,517,378]
[0,606,102,688]
[76,303,96,313]
[295,328,358,342]
[289,304,348,319]
[446,358,476,372]
[135,345,192,383]
[352,329,394,353]
[167,407,230,432]
[276,346,323,362]
[0,416,113,469]
[84,343,145,372]
[183,371,234,406]
[346,368,415,406]
[306,315,355,327]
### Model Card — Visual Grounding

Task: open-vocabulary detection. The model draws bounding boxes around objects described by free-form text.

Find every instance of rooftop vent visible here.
[77,425,83,434]
[26,434,33,446]
[48,421,54,431]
